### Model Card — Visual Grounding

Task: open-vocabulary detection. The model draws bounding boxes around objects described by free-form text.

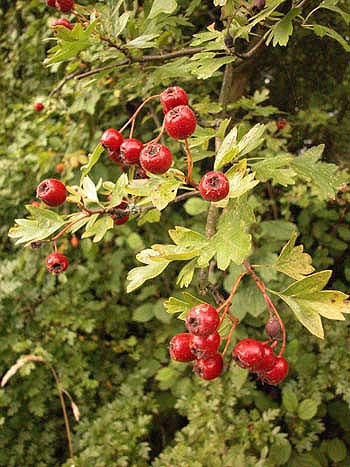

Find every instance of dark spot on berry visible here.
[208,175,220,188]
[52,263,63,272]
[38,182,48,195]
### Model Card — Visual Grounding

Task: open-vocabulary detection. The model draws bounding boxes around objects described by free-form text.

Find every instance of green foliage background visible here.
[0,0,349,466]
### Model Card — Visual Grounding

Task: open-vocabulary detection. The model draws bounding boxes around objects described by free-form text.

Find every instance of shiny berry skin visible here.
[52,18,73,30]
[36,179,67,207]
[120,138,143,165]
[169,333,196,362]
[34,102,44,112]
[160,86,188,114]
[199,171,230,202]
[46,0,56,7]
[111,201,129,225]
[232,338,266,372]
[55,0,74,12]
[260,356,289,385]
[56,163,65,173]
[100,128,123,151]
[70,236,79,248]
[164,105,196,140]
[185,303,219,337]
[46,252,69,274]
[190,331,221,358]
[265,316,283,341]
[108,150,123,166]
[140,143,172,174]
[193,353,223,380]
[276,118,287,130]
[260,344,277,372]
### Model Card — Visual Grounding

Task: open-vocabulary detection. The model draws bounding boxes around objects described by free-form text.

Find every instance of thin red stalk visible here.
[148,119,165,145]
[120,95,160,133]
[221,317,239,357]
[243,259,286,356]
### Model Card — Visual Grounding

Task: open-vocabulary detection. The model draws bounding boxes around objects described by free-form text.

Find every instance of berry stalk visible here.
[243,259,286,356]
[120,94,160,133]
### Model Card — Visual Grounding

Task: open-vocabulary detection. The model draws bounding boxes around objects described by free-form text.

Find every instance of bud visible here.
[224,34,234,49]
[265,316,283,341]
[30,241,42,249]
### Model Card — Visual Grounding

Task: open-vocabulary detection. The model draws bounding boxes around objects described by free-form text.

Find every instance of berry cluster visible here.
[170,301,288,385]
[169,304,223,380]
[233,338,288,385]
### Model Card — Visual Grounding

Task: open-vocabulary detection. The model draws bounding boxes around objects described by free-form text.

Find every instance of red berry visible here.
[164,105,196,140]
[100,128,123,151]
[56,163,65,173]
[185,303,219,337]
[70,236,79,248]
[160,86,188,114]
[108,150,124,166]
[190,331,221,358]
[46,252,69,274]
[36,179,67,207]
[193,353,223,380]
[140,143,172,174]
[34,102,44,112]
[169,333,196,362]
[232,338,267,372]
[199,171,230,202]
[52,18,73,30]
[265,316,283,341]
[55,0,74,12]
[276,118,287,130]
[30,200,41,207]
[46,0,56,7]
[111,201,129,225]
[260,356,288,385]
[260,344,277,372]
[120,138,143,165]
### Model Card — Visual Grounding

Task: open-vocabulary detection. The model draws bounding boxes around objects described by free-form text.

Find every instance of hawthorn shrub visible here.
[1,1,350,466]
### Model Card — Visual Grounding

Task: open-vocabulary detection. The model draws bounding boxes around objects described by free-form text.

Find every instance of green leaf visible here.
[298,399,319,420]
[311,24,350,51]
[137,209,161,226]
[132,303,154,322]
[82,176,99,203]
[324,438,347,462]
[114,12,131,37]
[80,144,104,182]
[225,161,259,199]
[292,144,342,199]
[276,232,315,280]
[191,56,236,80]
[184,197,208,216]
[82,215,114,242]
[260,220,297,241]
[281,270,332,296]
[319,1,350,24]
[126,34,159,49]
[148,0,177,19]
[8,206,66,245]
[168,226,208,248]
[269,438,292,465]
[252,154,296,186]
[152,244,201,261]
[282,388,298,412]
[213,200,252,270]
[267,8,301,47]
[214,126,238,170]
[151,178,181,210]
[276,270,350,338]
[126,259,170,293]
[109,173,128,207]
[176,259,196,288]
[164,292,205,319]
[237,124,265,158]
